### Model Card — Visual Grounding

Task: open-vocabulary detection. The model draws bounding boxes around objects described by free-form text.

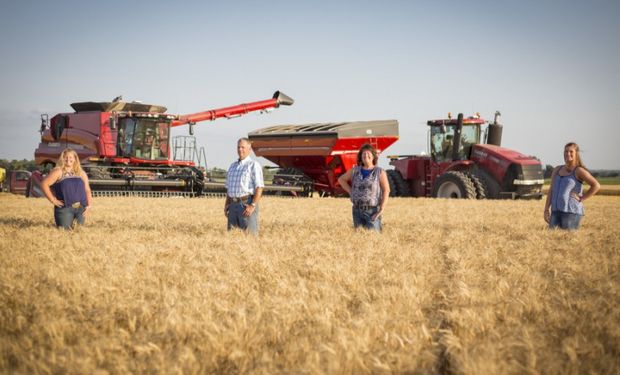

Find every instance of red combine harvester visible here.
[28,91,294,197]
[387,112,544,199]
[248,120,399,196]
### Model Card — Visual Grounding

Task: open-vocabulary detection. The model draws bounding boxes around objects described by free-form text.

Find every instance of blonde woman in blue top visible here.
[544,142,600,230]
[41,148,92,229]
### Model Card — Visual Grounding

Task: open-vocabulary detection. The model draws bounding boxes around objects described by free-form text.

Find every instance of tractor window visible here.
[460,125,480,158]
[430,124,480,162]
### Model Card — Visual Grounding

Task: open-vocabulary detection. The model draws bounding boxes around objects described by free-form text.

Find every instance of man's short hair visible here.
[238,137,251,146]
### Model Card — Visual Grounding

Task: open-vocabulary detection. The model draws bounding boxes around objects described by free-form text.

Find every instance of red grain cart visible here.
[248,120,399,196]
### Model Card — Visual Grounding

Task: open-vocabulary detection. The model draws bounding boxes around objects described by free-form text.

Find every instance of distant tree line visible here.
[544,164,618,178]
[0,159,38,172]
[2,159,618,179]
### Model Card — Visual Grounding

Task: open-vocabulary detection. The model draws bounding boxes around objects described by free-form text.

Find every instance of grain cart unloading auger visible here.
[27,91,294,197]
[387,112,544,199]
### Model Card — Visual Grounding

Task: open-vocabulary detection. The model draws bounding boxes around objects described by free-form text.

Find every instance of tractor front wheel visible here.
[432,171,476,199]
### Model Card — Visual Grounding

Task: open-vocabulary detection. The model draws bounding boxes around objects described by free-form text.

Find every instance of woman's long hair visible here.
[357,143,378,166]
[564,142,586,169]
[56,148,84,175]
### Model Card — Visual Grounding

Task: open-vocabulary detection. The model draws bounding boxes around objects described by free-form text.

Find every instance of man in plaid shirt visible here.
[224,138,264,234]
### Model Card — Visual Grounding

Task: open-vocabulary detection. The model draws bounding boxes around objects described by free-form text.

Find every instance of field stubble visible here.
[0,194,619,374]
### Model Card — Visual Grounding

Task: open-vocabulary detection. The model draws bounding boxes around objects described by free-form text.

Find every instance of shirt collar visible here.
[237,156,252,164]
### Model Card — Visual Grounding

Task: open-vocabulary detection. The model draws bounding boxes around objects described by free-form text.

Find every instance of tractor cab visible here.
[428,115,484,163]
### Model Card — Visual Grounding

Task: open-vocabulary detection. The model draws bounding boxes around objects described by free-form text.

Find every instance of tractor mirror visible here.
[109,116,117,130]
[189,122,195,136]
[440,124,446,134]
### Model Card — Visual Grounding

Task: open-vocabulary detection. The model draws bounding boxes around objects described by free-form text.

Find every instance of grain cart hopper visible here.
[248,120,399,196]
[388,112,544,199]
[27,91,294,197]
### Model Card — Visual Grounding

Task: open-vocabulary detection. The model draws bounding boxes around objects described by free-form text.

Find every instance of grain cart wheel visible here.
[432,171,476,199]
[466,171,486,199]
[387,169,411,197]
[473,169,501,199]
[386,170,397,197]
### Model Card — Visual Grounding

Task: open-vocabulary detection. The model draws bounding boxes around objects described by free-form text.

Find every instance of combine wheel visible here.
[466,171,486,199]
[432,171,476,199]
[387,169,411,197]
[474,169,501,199]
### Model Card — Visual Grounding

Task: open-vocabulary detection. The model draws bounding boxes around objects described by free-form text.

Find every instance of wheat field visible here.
[1,193,619,374]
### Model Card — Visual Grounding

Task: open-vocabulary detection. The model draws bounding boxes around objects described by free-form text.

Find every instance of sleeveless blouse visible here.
[551,168,584,215]
[52,171,88,207]
[350,166,383,207]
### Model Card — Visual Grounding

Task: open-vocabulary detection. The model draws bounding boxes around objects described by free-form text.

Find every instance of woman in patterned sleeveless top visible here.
[544,142,600,230]
[41,148,92,229]
[338,144,390,231]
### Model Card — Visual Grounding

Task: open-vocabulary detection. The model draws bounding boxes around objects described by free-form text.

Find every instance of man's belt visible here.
[354,204,377,210]
[229,195,251,203]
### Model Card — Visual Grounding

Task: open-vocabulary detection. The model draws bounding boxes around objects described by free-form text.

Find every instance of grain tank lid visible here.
[70,101,167,113]
[248,120,399,138]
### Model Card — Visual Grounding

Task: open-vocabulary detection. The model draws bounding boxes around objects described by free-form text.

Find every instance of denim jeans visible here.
[352,206,382,232]
[227,201,259,235]
[54,206,86,229]
[549,211,582,230]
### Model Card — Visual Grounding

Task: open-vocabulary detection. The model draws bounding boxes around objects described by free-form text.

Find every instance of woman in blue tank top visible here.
[338,144,390,231]
[41,148,93,229]
[544,142,600,230]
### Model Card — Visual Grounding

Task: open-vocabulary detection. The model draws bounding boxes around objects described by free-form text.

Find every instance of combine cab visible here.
[388,112,544,199]
[249,120,399,196]
[29,91,294,197]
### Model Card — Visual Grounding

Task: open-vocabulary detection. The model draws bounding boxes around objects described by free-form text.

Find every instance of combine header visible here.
[248,120,399,196]
[28,91,294,197]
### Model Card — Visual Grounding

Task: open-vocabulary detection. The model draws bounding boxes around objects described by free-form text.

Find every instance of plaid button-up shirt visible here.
[225,156,264,197]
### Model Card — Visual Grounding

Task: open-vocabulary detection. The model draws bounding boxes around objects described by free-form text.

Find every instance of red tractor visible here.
[28,91,294,197]
[387,112,544,199]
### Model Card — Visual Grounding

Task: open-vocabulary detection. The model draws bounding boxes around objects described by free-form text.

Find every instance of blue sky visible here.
[1,0,618,169]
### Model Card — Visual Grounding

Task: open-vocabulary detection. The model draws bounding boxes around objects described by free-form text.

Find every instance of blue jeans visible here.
[227,202,259,235]
[54,206,86,229]
[549,211,582,230]
[352,206,382,232]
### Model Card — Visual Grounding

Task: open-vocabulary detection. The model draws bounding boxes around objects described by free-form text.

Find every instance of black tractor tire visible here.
[466,171,486,199]
[474,169,501,199]
[387,169,411,197]
[432,171,476,199]
[386,171,397,197]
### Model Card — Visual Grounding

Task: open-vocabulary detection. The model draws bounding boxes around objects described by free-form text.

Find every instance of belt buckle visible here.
[71,202,81,209]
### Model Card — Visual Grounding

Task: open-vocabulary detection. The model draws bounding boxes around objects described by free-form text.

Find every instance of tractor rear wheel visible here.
[474,169,501,199]
[387,169,411,197]
[432,171,476,199]
[466,171,486,199]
